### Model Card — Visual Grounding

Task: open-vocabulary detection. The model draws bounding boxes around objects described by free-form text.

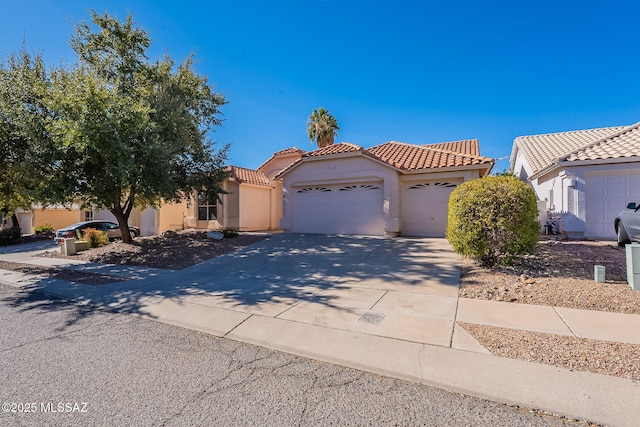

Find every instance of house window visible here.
[198,191,218,220]
[84,210,94,221]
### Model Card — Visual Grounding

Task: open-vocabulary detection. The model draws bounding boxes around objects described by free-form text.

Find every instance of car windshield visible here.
[64,222,89,229]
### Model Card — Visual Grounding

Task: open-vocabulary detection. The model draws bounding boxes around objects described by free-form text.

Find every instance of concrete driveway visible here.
[26,234,463,348]
[183,233,462,346]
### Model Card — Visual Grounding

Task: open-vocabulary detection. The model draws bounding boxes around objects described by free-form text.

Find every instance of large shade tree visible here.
[42,11,229,242]
[307,107,339,148]
[0,49,51,229]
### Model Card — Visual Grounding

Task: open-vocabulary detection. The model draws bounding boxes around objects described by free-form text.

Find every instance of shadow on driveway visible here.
[1,234,460,328]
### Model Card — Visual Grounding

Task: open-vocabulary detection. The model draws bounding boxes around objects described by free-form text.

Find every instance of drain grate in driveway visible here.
[358,312,385,325]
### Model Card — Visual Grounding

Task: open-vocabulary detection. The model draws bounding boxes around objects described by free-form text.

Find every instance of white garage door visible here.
[292,182,384,235]
[401,181,460,237]
[586,171,640,239]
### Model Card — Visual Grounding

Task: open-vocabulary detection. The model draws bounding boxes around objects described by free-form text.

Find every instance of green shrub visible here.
[82,227,109,248]
[222,229,239,238]
[0,227,21,246]
[35,223,54,234]
[446,175,539,266]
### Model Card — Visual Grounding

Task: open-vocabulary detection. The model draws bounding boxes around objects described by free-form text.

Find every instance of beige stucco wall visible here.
[219,181,240,230]
[94,202,185,237]
[238,184,273,231]
[32,209,83,233]
[158,201,187,233]
[271,181,283,230]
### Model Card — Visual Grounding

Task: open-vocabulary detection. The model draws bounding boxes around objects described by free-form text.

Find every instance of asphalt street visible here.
[0,283,583,426]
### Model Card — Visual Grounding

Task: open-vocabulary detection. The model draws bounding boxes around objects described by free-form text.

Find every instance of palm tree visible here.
[307,107,339,148]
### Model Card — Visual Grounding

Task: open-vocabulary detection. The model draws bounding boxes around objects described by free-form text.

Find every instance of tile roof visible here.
[273,147,305,156]
[512,124,637,177]
[565,122,640,162]
[276,140,494,178]
[303,142,363,157]
[228,166,273,187]
[424,139,479,156]
[368,141,493,171]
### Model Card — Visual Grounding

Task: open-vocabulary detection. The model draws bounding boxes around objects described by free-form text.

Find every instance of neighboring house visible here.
[13,148,304,236]
[186,148,304,231]
[509,122,640,239]
[276,140,494,237]
[16,202,188,237]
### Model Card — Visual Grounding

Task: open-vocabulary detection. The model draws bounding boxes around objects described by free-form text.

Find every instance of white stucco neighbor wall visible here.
[511,151,534,182]
[518,158,640,239]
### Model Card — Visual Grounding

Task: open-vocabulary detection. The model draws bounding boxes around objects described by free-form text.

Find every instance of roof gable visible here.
[257,147,304,172]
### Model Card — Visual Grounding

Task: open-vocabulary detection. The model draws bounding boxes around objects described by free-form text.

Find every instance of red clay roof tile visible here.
[303,142,363,157]
[424,139,479,156]
[367,141,493,171]
[228,166,273,187]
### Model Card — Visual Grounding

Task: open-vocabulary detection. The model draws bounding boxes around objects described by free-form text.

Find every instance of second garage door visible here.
[401,180,460,237]
[292,182,384,235]
[585,171,640,238]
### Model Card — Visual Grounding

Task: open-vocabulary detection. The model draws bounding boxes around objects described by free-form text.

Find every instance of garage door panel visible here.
[586,171,640,238]
[401,181,459,237]
[292,183,384,235]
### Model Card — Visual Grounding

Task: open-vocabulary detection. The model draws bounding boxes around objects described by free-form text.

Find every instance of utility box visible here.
[594,265,605,283]
[62,238,76,256]
[626,244,640,290]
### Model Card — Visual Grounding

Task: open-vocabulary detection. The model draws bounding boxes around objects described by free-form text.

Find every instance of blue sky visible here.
[3,1,640,172]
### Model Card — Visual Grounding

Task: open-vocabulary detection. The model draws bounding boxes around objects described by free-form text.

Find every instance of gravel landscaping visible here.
[40,230,269,270]
[460,323,640,381]
[459,238,640,314]
[459,237,640,381]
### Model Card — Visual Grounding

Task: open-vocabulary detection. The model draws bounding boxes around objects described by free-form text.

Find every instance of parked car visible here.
[54,221,140,244]
[614,202,640,246]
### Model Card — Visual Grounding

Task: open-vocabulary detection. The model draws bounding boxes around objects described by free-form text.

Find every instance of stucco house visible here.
[276,140,494,237]
[13,140,493,238]
[509,122,640,239]
[187,148,304,231]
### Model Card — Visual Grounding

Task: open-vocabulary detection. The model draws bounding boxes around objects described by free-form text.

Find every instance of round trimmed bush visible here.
[446,175,539,266]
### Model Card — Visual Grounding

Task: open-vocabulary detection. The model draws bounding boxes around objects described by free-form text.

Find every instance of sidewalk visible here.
[1,238,639,427]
